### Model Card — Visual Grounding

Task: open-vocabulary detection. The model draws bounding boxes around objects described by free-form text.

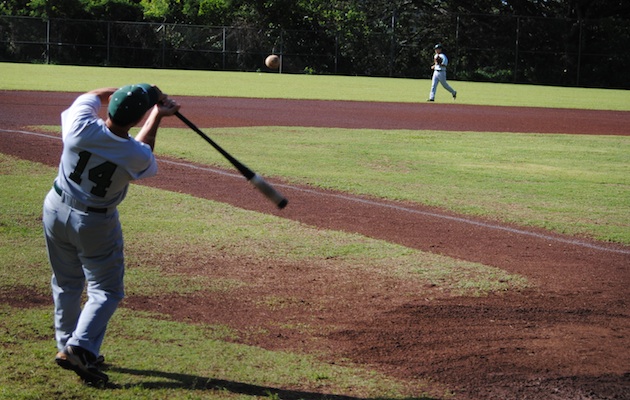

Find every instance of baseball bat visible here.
[175,112,288,209]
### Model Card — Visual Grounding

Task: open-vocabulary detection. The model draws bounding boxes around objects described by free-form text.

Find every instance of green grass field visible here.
[0,62,628,399]
[0,153,522,399]
[1,62,629,110]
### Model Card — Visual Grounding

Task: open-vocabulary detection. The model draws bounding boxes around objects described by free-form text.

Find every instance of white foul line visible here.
[3,128,629,255]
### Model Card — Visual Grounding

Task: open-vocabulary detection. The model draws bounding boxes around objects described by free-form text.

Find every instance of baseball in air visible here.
[265,54,280,69]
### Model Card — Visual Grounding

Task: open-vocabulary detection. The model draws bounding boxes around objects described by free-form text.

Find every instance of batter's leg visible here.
[43,191,85,351]
[66,210,125,357]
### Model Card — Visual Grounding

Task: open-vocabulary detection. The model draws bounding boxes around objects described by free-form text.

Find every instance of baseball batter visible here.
[43,84,180,385]
[428,43,457,101]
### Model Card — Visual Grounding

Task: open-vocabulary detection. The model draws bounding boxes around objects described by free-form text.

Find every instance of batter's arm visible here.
[86,87,119,104]
[135,97,180,150]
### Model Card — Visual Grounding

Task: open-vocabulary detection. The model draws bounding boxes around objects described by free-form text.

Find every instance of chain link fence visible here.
[1,15,628,88]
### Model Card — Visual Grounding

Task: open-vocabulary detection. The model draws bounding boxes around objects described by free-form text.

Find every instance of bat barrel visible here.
[249,174,288,209]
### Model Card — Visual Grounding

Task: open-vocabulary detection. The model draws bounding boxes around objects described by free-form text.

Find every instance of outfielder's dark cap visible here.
[108,83,160,126]
[434,43,443,49]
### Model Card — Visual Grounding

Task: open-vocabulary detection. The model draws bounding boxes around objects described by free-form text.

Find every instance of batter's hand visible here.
[156,97,181,117]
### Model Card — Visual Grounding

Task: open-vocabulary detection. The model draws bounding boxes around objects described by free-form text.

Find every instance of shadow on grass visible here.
[107,366,438,400]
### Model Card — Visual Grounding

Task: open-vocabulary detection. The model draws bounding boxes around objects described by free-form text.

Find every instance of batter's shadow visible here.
[106,366,437,400]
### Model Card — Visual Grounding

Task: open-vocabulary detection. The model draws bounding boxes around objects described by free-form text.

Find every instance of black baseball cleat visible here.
[56,351,104,369]
[95,354,105,366]
[56,345,109,386]
[453,92,457,100]
[427,99,434,102]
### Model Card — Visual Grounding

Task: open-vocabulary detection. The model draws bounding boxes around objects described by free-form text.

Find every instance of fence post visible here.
[454,14,460,78]
[222,26,226,70]
[107,21,111,65]
[514,16,520,83]
[153,24,165,68]
[46,19,50,64]
[334,32,338,74]
[279,29,284,74]
[389,10,396,77]
[577,19,583,86]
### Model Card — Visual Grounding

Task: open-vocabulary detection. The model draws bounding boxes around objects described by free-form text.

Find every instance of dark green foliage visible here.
[0,0,628,87]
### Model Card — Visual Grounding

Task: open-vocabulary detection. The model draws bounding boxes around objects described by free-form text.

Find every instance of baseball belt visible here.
[53,182,109,214]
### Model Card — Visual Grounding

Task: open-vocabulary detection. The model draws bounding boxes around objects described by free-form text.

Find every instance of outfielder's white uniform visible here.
[429,53,457,101]
[43,93,157,357]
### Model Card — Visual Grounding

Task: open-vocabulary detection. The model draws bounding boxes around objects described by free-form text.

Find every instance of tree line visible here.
[3,1,628,26]
[2,1,628,87]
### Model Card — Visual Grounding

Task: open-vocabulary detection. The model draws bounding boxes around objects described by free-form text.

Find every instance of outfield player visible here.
[428,43,457,101]
[43,84,180,385]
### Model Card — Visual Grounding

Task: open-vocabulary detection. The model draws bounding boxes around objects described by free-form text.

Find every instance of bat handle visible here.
[249,174,288,209]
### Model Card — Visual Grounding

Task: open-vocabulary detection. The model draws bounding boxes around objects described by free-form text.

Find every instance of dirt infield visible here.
[1,91,628,399]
